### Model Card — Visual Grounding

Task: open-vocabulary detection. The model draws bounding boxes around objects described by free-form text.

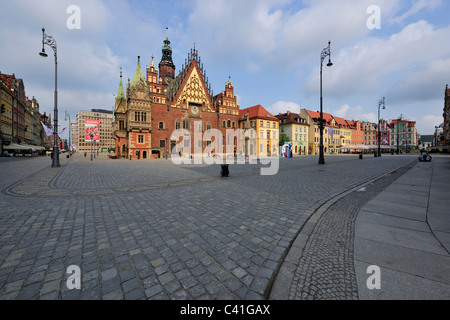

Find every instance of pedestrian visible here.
[84,152,87,157]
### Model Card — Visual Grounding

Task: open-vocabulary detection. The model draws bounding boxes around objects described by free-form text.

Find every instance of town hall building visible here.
[113,33,240,160]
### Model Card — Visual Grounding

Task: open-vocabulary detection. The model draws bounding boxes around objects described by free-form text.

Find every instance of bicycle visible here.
[418,154,432,162]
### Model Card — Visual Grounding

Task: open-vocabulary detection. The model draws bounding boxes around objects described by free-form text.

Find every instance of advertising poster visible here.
[85,119,100,141]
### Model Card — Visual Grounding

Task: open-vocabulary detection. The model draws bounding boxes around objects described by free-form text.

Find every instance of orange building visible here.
[347,120,364,145]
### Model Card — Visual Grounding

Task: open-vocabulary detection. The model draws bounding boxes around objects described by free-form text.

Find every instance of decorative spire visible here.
[131,56,146,88]
[150,54,155,68]
[116,67,125,100]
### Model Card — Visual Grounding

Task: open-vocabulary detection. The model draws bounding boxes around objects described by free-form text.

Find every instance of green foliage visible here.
[279,133,290,146]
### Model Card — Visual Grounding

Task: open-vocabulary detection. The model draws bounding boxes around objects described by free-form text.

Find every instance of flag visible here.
[329,127,334,140]
[59,127,67,135]
[41,121,53,136]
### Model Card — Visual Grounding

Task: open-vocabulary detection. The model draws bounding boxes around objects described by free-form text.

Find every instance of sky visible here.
[0,0,449,140]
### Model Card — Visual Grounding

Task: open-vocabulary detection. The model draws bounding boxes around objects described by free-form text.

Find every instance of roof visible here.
[130,56,146,89]
[421,135,434,142]
[304,109,334,124]
[275,112,307,125]
[240,105,278,121]
[332,116,350,128]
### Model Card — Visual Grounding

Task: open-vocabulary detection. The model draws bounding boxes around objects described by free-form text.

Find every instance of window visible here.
[176,119,181,130]
[138,135,144,144]
[198,140,203,148]
[273,132,277,140]
[119,120,125,130]
[267,122,270,128]
[207,122,212,131]
[260,131,264,139]
[260,121,263,127]
[223,120,226,127]
[232,122,235,129]
[227,120,231,128]
[160,140,166,148]
[183,119,189,129]
[159,122,164,130]
[135,112,141,122]
[273,122,276,129]
[142,112,147,122]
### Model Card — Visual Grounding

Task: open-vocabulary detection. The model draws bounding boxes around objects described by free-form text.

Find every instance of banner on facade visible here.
[85,119,100,141]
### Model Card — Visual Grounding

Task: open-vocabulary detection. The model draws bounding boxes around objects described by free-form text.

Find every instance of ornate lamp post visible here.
[378,97,386,157]
[39,28,60,167]
[319,41,333,165]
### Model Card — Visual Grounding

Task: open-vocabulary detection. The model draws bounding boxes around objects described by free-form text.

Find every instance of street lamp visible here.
[377,97,386,157]
[65,111,71,156]
[319,41,333,165]
[39,27,60,167]
[90,133,94,161]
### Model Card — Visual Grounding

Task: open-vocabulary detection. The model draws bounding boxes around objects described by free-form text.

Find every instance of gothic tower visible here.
[159,28,176,86]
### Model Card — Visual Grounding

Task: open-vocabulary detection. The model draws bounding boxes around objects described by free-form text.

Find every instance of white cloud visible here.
[416,114,443,135]
[269,101,301,116]
[332,104,377,122]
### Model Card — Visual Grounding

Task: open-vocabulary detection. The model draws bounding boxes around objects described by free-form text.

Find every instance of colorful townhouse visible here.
[239,105,279,157]
[276,111,309,155]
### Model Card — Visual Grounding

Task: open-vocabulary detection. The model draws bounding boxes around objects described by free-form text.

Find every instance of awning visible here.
[3,144,31,151]
[340,145,369,150]
[3,144,46,151]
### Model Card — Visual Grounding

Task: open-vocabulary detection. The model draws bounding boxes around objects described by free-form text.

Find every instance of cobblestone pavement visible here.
[0,153,416,300]
[287,164,412,300]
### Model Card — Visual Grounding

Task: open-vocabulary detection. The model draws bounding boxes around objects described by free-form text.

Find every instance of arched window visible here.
[206,122,212,131]
[227,120,231,128]
[159,122,164,130]
[176,119,181,130]
[222,120,226,128]
[232,122,235,129]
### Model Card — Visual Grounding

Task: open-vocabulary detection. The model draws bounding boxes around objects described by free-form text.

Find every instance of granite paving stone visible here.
[0,153,430,300]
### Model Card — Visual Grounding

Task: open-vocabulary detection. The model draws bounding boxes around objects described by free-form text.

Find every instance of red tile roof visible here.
[304,109,335,125]
[240,104,278,121]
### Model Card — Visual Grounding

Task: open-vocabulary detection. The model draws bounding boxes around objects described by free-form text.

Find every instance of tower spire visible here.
[159,27,175,84]
[131,56,146,89]
[116,67,125,100]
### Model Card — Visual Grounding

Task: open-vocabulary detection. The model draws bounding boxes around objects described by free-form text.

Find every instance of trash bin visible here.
[359,154,363,160]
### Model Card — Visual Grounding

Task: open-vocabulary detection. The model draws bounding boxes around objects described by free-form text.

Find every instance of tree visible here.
[279,133,290,146]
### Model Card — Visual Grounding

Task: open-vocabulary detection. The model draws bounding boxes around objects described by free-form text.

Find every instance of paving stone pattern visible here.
[0,154,415,300]
[288,165,412,300]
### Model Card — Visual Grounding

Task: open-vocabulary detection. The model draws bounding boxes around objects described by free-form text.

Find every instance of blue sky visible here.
[0,0,449,139]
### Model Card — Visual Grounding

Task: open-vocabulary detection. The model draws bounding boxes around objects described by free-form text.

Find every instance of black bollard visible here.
[221,164,229,177]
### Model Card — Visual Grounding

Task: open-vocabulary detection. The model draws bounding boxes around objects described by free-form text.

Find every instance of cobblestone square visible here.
[0,153,448,300]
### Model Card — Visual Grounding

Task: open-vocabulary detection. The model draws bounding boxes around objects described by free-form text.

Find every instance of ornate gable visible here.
[174,64,212,111]
[129,81,151,101]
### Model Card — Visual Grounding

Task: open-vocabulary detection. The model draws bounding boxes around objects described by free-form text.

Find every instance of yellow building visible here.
[276,111,309,155]
[240,105,279,157]
[330,116,352,154]
[300,109,333,155]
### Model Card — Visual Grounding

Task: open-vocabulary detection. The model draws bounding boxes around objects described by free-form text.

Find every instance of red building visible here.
[114,34,240,159]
